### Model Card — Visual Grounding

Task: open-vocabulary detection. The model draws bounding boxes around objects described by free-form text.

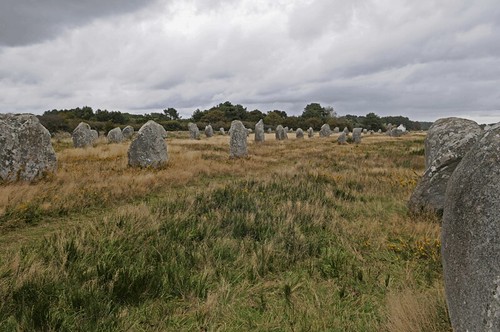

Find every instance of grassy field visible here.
[0,132,451,331]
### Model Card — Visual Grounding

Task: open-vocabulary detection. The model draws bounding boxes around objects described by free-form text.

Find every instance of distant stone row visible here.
[407,117,500,331]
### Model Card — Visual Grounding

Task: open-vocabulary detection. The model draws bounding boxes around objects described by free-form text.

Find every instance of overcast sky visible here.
[1,0,499,123]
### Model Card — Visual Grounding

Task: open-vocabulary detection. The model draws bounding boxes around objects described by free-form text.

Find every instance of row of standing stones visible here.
[408,117,500,331]
[2,114,496,330]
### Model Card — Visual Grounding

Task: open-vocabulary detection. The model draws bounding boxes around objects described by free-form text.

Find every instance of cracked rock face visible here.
[408,117,482,216]
[128,120,168,168]
[442,124,500,331]
[0,113,57,182]
[229,120,247,158]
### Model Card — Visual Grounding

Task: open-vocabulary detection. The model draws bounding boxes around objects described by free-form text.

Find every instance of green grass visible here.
[0,133,450,331]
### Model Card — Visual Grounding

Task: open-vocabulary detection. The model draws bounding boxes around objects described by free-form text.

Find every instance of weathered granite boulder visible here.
[408,117,482,216]
[307,127,314,138]
[319,124,332,137]
[337,132,347,145]
[229,120,247,158]
[362,129,368,134]
[220,128,225,135]
[205,124,214,138]
[72,122,95,148]
[275,125,286,140]
[188,122,200,139]
[122,125,134,139]
[128,120,168,168]
[0,114,57,182]
[352,128,362,144]
[295,128,304,139]
[255,119,265,143]
[333,127,340,133]
[386,124,393,135]
[90,130,98,142]
[441,124,500,331]
[107,127,124,143]
[390,128,403,137]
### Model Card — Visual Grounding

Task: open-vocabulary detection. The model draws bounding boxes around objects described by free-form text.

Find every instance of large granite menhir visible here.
[255,119,265,143]
[408,117,482,216]
[229,120,247,158]
[442,124,500,331]
[128,120,168,168]
[0,113,57,182]
[72,122,96,148]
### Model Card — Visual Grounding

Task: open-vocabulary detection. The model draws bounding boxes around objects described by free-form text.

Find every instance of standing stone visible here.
[205,124,214,138]
[377,129,382,133]
[72,122,95,148]
[122,125,134,140]
[352,128,362,144]
[408,117,483,216]
[343,127,349,134]
[386,124,393,135]
[0,114,57,182]
[128,120,168,168]
[295,128,304,139]
[307,127,314,138]
[362,129,368,134]
[107,127,124,143]
[333,127,340,133]
[255,119,265,143]
[220,128,225,135]
[90,130,98,142]
[283,127,289,139]
[441,124,500,331]
[319,124,332,137]
[397,124,406,133]
[229,120,247,158]
[267,128,272,133]
[337,132,347,145]
[247,128,252,137]
[275,125,286,140]
[188,122,200,140]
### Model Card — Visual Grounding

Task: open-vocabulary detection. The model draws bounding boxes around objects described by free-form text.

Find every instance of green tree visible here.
[363,112,383,131]
[264,112,284,126]
[163,108,180,120]
[302,103,330,120]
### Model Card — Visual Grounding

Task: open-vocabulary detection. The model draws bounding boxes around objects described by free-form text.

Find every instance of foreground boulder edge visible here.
[0,113,57,182]
[128,120,168,168]
[408,117,482,216]
[441,125,500,331]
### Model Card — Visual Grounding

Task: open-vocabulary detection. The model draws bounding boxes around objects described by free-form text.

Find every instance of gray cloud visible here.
[0,0,158,46]
[0,0,499,123]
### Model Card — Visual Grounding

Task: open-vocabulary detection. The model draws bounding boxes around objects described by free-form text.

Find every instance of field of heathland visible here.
[0,132,451,331]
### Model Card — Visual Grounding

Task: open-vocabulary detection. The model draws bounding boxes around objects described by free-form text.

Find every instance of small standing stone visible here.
[122,125,134,139]
[352,128,362,144]
[319,124,332,137]
[229,120,248,158]
[307,127,314,138]
[188,122,200,140]
[343,127,349,134]
[90,130,98,142]
[128,120,168,168]
[267,128,272,133]
[283,127,289,139]
[255,119,265,143]
[220,128,225,135]
[72,122,95,148]
[275,125,286,140]
[333,127,340,133]
[107,127,124,143]
[295,128,304,139]
[247,128,252,137]
[337,132,347,145]
[205,124,214,138]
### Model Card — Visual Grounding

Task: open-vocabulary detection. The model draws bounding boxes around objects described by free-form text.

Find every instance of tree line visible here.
[38,102,431,134]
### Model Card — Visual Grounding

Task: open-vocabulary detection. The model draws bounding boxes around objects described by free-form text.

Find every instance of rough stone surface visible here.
[128,120,168,168]
[333,127,340,133]
[307,127,314,138]
[319,124,332,137]
[188,122,200,139]
[255,119,265,143]
[441,125,500,331]
[337,132,347,145]
[390,128,403,137]
[229,120,248,158]
[352,128,362,144]
[122,125,134,139]
[72,122,95,148]
[275,125,286,140]
[267,128,272,133]
[408,117,483,215]
[362,129,368,134]
[90,130,98,142]
[295,128,304,139]
[107,127,124,143]
[220,128,225,135]
[0,113,57,182]
[205,125,214,138]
